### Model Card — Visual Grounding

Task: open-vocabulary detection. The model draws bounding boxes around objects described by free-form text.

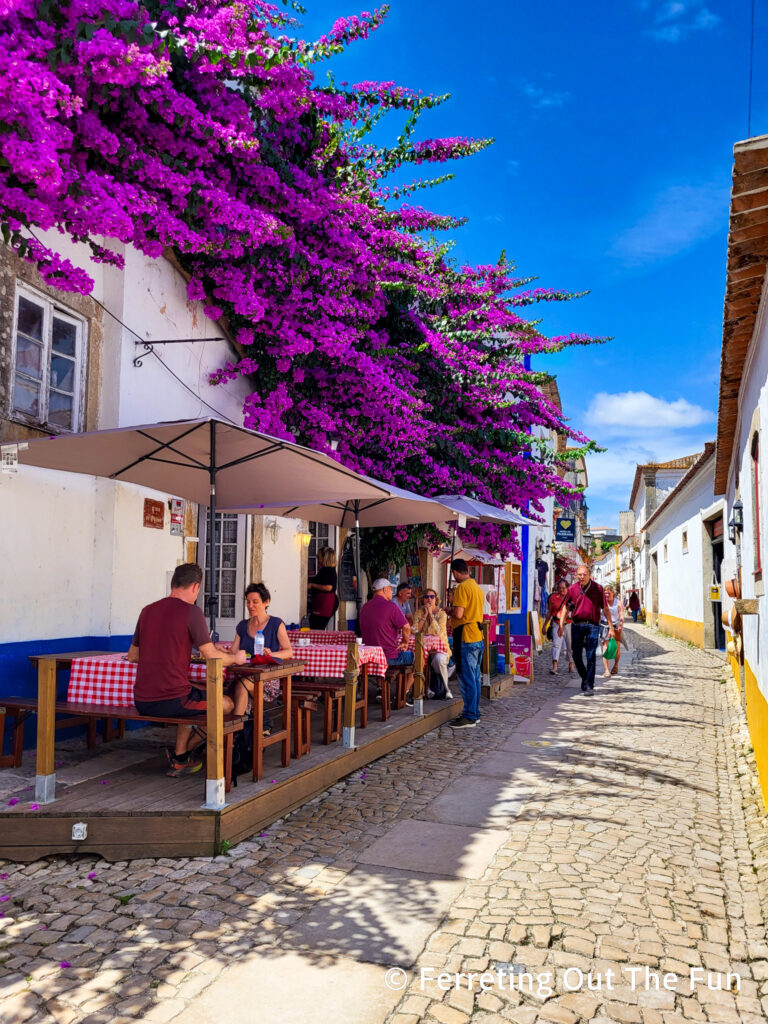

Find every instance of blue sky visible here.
[297,0,766,526]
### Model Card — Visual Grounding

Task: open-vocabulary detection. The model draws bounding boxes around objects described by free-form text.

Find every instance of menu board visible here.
[339,535,358,601]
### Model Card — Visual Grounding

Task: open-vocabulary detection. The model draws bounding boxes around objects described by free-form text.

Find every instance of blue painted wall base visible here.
[1,635,134,754]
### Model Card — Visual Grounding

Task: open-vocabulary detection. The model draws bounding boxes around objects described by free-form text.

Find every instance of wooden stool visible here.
[355,664,369,729]
[292,695,318,758]
[373,675,391,722]
[385,666,412,711]
[322,690,343,744]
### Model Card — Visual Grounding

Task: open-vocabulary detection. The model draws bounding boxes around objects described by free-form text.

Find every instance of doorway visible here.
[199,511,248,639]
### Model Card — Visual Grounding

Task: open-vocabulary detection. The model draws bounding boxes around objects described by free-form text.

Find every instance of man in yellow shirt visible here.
[449,558,485,728]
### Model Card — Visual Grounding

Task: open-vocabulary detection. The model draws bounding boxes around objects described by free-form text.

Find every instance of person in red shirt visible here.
[558,563,614,694]
[128,563,247,775]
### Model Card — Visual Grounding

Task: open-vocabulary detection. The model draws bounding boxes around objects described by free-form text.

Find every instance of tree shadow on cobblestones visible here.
[0,851,454,1018]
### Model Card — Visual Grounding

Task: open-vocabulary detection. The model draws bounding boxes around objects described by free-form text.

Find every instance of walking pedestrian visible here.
[448,558,485,728]
[600,584,624,678]
[628,589,641,623]
[559,564,614,694]
[543,579,574,674]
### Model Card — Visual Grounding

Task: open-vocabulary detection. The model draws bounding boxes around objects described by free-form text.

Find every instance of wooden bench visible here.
[293,672,368,743]
[0,696,244,792]
[291,694,320,758]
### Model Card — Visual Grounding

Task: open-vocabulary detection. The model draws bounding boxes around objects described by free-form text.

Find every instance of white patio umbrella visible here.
[434,494,540,572]
[225,481,472,619]
[11,417,393,633]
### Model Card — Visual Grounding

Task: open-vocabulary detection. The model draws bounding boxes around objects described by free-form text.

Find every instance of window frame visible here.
[752,432,762,577]
[10,284,87,433]
[308,521,333,578]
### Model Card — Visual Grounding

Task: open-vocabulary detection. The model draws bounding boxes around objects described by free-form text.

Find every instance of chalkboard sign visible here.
[339,535,358,601]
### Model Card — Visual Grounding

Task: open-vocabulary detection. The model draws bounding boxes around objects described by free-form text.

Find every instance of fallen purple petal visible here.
[8,798,18,806]
[30,804,39,810]
[0,873,7,879]
[99,780,110,785]
[87,872,97,880]
[0,895,8,902]
[40,924,47,930]
[59,961,71,969]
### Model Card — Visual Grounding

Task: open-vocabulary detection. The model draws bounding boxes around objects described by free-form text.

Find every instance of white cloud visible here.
[520,83,571,109]
[584,432,711,500]
[642,0,721,42]
[580,390,715,521]
[585,390,715,432]
[610,181,727,266]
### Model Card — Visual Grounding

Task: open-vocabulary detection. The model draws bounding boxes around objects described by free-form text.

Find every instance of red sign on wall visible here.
[143,498,165,530]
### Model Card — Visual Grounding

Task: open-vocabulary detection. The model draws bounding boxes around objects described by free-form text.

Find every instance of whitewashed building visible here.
[713,133,768,808]
[0,233,313,700]
[642,444,725,649]
[625,454,702,612]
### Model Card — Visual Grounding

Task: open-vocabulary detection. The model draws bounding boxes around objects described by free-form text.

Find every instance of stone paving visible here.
[1,626,767,1024]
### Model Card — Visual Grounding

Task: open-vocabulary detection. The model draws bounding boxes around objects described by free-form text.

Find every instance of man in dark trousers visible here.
[558,563,614,694]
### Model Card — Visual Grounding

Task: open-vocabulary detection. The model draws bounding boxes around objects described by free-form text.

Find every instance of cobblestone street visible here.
[2,626,768,1024]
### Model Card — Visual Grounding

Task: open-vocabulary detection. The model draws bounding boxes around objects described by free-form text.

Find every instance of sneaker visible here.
[449,716,477,729]
[166,753,202,777]
[405,694,414,707]
[445,688,453,699]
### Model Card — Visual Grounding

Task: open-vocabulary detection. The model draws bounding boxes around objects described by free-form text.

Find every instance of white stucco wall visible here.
[647,462,715,628]
[0,467,185,642]
[259,516,308,626]
[726,274,768,697]
[2,234,261,645]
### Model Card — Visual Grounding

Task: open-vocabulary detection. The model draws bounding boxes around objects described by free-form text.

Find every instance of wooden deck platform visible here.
[0,696,461,862]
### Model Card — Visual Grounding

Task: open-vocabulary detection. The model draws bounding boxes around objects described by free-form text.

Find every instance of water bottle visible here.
[254,631,265,656]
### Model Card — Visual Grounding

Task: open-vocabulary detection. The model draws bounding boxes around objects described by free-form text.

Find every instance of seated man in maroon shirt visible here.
[359,578,413,699]
[558,564,614,695]
[127,563,247,776]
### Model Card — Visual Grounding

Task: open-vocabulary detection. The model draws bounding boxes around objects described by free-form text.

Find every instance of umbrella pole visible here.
[354,506,362,634]
[446,522,457,606]
[208,421,218,639]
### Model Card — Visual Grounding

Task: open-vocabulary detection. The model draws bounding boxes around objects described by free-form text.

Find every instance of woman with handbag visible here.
[544,579,574,675]
[600,585,624,677]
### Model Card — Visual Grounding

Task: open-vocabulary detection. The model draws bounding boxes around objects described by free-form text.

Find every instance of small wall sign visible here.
[709,585,722,602]
[169,498,185,536]
[143,498,165,529]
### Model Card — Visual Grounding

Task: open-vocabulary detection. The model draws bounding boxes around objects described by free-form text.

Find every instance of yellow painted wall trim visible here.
[657,614,705,649]
[744,659,768,813]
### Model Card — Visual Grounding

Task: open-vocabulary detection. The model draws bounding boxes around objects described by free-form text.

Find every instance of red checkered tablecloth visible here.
[68,653,137,706]
[68,654,286,705]
[294,644,387,678]
[287,629,356,645]
[408,634,449,655]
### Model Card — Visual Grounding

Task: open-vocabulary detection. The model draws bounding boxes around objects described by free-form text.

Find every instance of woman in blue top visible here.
[229,583,293,716]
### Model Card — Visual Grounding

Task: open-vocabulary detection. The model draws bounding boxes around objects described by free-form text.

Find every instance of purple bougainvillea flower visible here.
[8,798,18,807]
[0,873,7,879]
[0,895,9,902]
[59,961,71,969]
[88,872,97,880]
[30,804,39,810]
[0,0,598,548]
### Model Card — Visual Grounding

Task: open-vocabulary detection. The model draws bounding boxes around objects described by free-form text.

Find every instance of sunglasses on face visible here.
[423,594,436,600]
